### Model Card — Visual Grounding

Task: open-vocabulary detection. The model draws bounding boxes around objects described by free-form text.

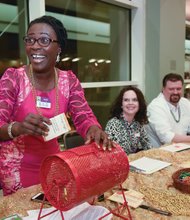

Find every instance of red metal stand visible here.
[37,184,132,220]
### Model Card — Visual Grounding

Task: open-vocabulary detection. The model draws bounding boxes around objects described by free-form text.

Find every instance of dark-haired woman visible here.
[105,86,152,154]
[0,16,112,195]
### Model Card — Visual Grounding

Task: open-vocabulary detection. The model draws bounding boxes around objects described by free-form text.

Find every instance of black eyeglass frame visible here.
[23,36,59,47]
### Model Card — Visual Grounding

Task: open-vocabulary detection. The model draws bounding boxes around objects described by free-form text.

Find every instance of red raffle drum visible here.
[38,142,132,220]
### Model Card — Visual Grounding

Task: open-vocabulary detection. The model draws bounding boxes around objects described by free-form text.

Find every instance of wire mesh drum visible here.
[40,142,129,211]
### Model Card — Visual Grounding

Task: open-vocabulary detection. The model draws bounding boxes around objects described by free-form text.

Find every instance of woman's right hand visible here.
[12,113,51,137]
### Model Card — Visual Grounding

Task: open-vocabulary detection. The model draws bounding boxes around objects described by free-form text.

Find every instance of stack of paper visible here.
[22,202,112,220]
[160,143,190,152]
[129,156,171,174]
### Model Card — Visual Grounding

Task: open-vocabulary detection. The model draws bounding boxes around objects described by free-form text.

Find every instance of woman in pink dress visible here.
[0,15,112,196]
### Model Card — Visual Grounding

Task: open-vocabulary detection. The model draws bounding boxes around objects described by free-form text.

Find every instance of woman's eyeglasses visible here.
[23,36,58,47]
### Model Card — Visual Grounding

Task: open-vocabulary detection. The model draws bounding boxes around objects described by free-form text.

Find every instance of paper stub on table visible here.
[160,143,190,152]
[129,156,171,174]
[43,113,71,142]
[108,189,144,208]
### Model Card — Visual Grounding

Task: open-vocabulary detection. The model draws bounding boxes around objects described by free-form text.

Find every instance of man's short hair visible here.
[162,73,184,87]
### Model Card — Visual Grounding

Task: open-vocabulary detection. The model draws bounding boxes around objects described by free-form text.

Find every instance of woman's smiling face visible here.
[25,23,61,73]
[122,90,139,118]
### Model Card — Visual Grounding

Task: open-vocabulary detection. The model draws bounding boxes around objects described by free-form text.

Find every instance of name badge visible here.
[134,132,140,138]
[36,96,51,109]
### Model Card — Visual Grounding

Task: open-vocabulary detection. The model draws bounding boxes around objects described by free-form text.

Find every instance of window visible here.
[0,1,28,76]
[45,0,132,127]
[45,0,131,82]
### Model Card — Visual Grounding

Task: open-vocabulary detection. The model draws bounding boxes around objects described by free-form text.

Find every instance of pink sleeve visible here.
[67,71,101,137]
[0,68,19,127]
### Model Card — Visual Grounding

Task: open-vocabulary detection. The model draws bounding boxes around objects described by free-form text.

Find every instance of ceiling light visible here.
[105,60,111,63]
[62,57,70,62]
[72,57,81,62]
[89,59,96,63]
[97,59,105,63]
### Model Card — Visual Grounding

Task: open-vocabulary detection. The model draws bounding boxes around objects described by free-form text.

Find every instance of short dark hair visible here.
[109,86,148,124]
[162,73,184,87]
[27,15,67,55]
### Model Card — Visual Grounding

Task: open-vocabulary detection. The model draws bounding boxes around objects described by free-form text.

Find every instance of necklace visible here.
[29,64,59,116]
[170,107,180,123]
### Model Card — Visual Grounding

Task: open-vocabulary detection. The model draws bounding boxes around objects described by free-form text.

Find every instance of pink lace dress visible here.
[0,66,100,195]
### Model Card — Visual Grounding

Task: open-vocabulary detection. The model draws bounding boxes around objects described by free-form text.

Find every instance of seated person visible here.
[146,73,190,147]
[105,86,151,154]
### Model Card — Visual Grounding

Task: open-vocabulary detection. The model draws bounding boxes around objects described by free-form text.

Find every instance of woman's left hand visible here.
[85,125,115,151]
